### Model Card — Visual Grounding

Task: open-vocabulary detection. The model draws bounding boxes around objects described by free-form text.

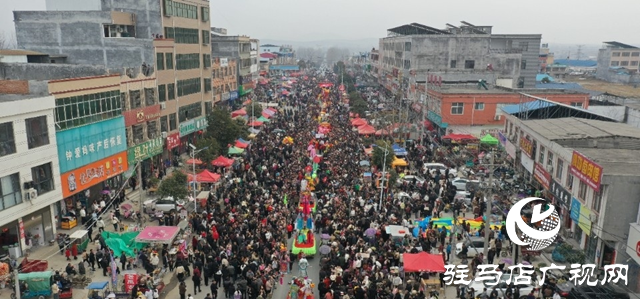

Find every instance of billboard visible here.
[570,150,603,192]
[56,117,127,173]
[122,105,161,126]
[60,151,128,198]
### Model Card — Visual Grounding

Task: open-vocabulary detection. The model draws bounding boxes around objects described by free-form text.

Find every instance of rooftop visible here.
[603,41,639,49]
[502,98,615,122]
[573,148,640,176]
[520,118,640,141]
[535,82,604,97]
[565,78,640,98]
[0,49,47,56]
[260,44,279,48]
[434,84,590,95]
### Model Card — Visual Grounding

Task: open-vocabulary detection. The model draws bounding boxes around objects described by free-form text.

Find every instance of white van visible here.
[423,163,457,178]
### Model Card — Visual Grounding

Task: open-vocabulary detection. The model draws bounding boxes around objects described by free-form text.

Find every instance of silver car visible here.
[467,274,536,298]
[147,196,186,213]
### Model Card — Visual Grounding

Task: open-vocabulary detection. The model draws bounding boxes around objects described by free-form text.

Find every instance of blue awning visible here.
[87,281,109,290]
[501,100,557,114]
[392,144,408,156]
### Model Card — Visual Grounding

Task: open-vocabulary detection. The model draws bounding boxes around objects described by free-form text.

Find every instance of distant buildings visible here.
[596,41,640,84]
[210,32,259,102]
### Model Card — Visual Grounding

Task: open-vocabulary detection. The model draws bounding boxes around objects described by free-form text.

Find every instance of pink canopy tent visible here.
[351,118,368,127]
[266,107,277,114]
[358,125,376,135]
[248,121,263,127]
[186,158,203,165]
[441,134,478,142]
[231,108,247,118]
[211,156,234,167]
[261,111,272,118]
[135,226,180,244]
[402,252,446,273]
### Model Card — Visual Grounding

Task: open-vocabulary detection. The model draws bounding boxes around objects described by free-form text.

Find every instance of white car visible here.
[397,175,426,186]
[467,274,536,297]
[452,178,471,191]
[455,237,485,258]
[423,163,457,178]
[147,196,186,213]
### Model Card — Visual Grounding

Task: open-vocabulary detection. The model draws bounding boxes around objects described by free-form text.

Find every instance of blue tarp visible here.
[87,281,109,290]
[392,144,408,156]
[501,100,557,114]
[536,74,555,82]
[238,138,250,144]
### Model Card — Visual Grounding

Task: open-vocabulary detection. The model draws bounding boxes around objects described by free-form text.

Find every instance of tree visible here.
[157,171,189,200]
[246,102,263,118]
[297,60,307,69]
[0,32,16,49]
[205,107,248,154]
[372,140,394,170]
[348,91,368,117]
[195,137,221,166]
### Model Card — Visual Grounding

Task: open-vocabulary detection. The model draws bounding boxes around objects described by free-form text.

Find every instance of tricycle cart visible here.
[87,281,109,299]
[19,257,48,273]
[11,271,54,299]
[69,230,90,254]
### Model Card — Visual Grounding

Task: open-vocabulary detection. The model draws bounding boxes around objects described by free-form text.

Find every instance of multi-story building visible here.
[502,112,640,291]
[539,43,555,73]
[259,44,280,54]
[0,95,62,258]
[379,21,541,94]
[596,41,640,84]
[210,33,258,100]
[13,0,212,159]
[211,57,238,105]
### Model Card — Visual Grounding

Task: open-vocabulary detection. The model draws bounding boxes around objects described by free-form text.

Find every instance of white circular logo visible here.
[505,197,561,251]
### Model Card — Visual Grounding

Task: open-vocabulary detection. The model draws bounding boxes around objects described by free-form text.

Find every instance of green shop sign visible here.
[427,111,448,128]
[179,116,208,137]
[128,137,164,165]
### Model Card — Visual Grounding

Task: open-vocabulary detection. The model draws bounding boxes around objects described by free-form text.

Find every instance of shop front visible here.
[533,162,551,196]
[0,219,20,258]
[427,111,448,136]
[178,116,208,153]
[549,178,572,231]
[21,206,54,250]
[58,151,129,229]
[127,137,164,178]
[229,90,239,108]
[518,136,535,181]
[166,132,181,161]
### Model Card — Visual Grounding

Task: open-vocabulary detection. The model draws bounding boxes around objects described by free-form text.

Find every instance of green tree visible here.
[372,140,394,170]
[157,171,189,200]
[297,60,307,69]
[195,137,221,165]
[205,107,248,154]
[246,102,263,118]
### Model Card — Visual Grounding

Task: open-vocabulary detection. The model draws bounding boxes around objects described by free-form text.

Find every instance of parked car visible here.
[455,237,485,258]
[147,196,186,213]
[555,281,630,299]
[467,274,536,298]
[423,163,457,178]
[396,175,426,186]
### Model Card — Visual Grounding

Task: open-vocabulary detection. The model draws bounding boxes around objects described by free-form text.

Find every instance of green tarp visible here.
[101,231,146,257]
[480,134,499,145]
[257,116,270,122]
[228,146,245,155]
[18,271,52,291]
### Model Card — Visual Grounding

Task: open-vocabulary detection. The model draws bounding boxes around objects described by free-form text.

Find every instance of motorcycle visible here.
[120,204,146,223]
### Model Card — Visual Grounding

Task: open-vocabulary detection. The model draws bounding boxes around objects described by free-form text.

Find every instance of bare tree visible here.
[297,47,323,63]
[0,31,16,49]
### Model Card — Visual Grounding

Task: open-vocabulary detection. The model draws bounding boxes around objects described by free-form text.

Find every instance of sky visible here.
[2,0,639,47]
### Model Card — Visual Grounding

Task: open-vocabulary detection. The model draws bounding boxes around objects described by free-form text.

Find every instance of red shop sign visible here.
[533,163,551,190]
[123,273,138,293]
[123,105,161,126]
[166,132,180,150]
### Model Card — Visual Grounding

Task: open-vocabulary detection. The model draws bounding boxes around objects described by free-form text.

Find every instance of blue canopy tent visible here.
[392,144,408,156]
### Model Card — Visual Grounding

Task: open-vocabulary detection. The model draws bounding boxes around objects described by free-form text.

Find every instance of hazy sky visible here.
[2,0,639,47]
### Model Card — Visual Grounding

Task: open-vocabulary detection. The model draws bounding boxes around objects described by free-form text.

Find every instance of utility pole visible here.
[379,144,389,210]
[13,268,20,299]
[137,161,143,228]
[483,149,498,259]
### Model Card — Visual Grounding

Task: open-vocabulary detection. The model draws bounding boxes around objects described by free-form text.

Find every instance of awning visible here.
[228,146,245,155]
[186,158,203,165]
[235,140,249,148]
[441,134,478,142]
[248,121,263,127]
[211,156,235,167]
[135,226,180,244]
[392,158,408,167]
[403,252,446,273]
[392,144,408,156]
[351,118,368,127]
[480,134,499,145]
[261,111,273,118]
[358,125,376,135]
[257,116,270,122]
[231,108,247,118]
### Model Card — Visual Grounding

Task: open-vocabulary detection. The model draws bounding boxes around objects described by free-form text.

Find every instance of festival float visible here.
[291,191,317,257]
[286,277,315,299]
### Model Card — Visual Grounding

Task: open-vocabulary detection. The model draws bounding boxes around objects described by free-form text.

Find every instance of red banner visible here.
[123,105,161,126]
[533,163,551,190]
[519,137,534,158]
[166,132,180,150]
[124,273,138,293]
[570,150,603,192]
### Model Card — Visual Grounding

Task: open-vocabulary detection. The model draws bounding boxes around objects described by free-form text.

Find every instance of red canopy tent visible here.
[195,170,221,183]
[402,252,446,273]
[211,156,234,167]
[318,82,333,88]
[235,140,249,149]
[358,125,376,135]
[266,107,277,114]
[351,118,368,127]
[423,120,434,131]
[231,108,247,118]
[441,134,478,142]
[186,158,203,165]
[375,129,393,136]
[261,111,272,118]
[248,121,263,127]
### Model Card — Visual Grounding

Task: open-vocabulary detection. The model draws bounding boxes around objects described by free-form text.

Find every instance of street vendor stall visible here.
[69,229,90,254]
[135,226,180,244]
[385,225,410,246]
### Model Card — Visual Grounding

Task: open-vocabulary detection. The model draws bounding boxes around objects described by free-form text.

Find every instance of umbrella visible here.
[499,258,513,265]
[186,158,203,165]
[321,234,331,240]
[319,245,331,255]
[101,190,111,195]
[359,160,370,167]
[273,129,285,133]
[364,228,377,237]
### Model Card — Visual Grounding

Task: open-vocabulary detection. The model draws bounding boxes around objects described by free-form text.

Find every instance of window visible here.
[451,103,464,115]
[144,88,156,106]
[130,90,142,109]
[0,173,21,210]
[132,124,144,143]
[474,102,484,110]
[202,30,210,45]
[201,7,209,22]
[632,52,640,57]
[622,52,631,57]
[578,181,588,200]
[592,188,603,214]
[160,116,168,133]
[164,27,199,44]
[621,61,629,66]
[167,83,175,100]
[517,77,525,88]
[547,151,553,167]
[55,91,122,130]
[163,0,198,19]
[177,78,201,97]
[158,85,166,102]
[556,159,564,179]
[31,163,53,195]
[611,61,619,66]
[165,53,173,69]
[25,116,50,149]
[169,113,177,130]
[631,61,639,66]
[571,102,583,108]
[404,42,411,52]
[450,60,456,68]
[404,59,411,69]
[519,42,529,51]
[520,60,527,70]
[178,102,202,122]
[204,78,211,93]
[176,53,200,70]
[566,174,574,191]
[156,53,165,70]
[538,146,545,164]
[0,122,16,158]
[147,120,158,139]
[464,60,475,69]
[203,54,211,68]
[612,52,621,57]
[205,102,212,115]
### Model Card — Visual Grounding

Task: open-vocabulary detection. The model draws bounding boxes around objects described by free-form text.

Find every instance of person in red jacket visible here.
[287,223,293,239]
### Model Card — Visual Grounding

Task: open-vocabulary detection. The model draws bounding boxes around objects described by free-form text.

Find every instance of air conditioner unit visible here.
[160,102,166,110]
[494,115,501,121]
[26,188,37,201]
[162,131,168,138]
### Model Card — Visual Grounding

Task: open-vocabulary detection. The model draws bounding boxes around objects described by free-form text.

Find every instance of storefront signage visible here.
[549,179,571,208]
[179,116,208,137]
[427,111,449,128]
[230,91,239,100]
[626,224,640,264]
[222,92,230,101]
[127,137,164,165]
[61,151,128,198]
[124,273,138,293]
[123,105,161,126]
[166,132,180,150]
[520,153,534,173]
[570,197,581,223]
[220,58,228,67]
[519,137,534,158]
[497,132,507,146]
[579,204,592,236]
[56,117,127,173]
[533,163,551,190]
[505,140,516,159]
[570,150,603,192]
